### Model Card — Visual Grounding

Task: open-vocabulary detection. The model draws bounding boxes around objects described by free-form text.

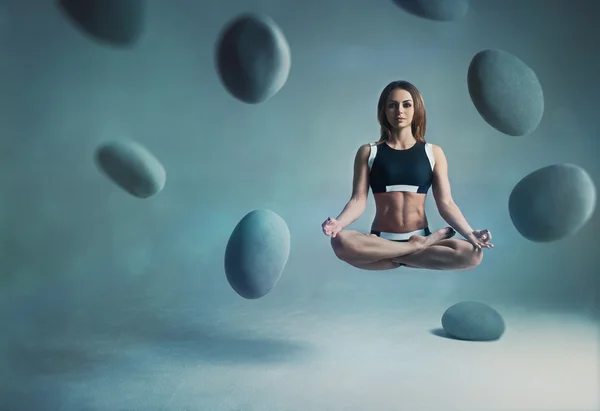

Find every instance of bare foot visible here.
[408,227,455,248]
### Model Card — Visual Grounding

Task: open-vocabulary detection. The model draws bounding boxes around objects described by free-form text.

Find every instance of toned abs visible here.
[371,192,428,232]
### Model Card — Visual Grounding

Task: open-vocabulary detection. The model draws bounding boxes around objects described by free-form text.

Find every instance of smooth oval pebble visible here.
[393,0,469,21]
[58,0,145,46]
[442,301,506,341]
[468,49,544,136]
[215,13,291,104]
[509,164,597,242]
[224,209,291,299]
[95,140,166,199]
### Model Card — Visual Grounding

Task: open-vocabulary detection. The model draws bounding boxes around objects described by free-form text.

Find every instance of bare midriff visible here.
[371,192,428,233]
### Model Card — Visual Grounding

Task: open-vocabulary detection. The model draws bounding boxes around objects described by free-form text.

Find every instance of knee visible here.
[464,247,483,269]
[470,248,484,267]
[454,241,483,269]
[330,230,354,261]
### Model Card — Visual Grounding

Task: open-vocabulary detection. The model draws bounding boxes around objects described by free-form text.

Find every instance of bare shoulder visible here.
[430,143,446,157]
[357,143,373,157]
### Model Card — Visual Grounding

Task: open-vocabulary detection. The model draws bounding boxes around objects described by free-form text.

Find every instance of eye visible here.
[403,103,412,108]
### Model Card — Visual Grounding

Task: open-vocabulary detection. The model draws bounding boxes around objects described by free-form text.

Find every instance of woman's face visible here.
[385,88,414,130]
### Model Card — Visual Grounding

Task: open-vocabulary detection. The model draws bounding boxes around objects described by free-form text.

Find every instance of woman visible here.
[322,80,493,271]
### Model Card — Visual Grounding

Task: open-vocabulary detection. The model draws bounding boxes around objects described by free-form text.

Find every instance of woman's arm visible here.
[335,144,371,228]
[431,144,474,238]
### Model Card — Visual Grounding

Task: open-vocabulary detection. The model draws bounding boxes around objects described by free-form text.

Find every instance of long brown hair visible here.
[377,80,427,143]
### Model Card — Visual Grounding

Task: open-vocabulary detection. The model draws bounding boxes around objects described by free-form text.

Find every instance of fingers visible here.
[484,230,492,241]
[322,217,332,235]
[322,217,341,237]
[480,229,493,248]
[331,227,342,238]
[475,229,493,248]
[471,240,493,250]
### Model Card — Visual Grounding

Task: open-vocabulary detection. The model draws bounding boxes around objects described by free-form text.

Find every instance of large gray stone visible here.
[468,49,544,136]
[442,301,505,341]
[58,0,145,46]
[393,0,469,21]
[509,164,597,242]
[225,209,291,299]
[216,13,291,104]
[95,140,166,199]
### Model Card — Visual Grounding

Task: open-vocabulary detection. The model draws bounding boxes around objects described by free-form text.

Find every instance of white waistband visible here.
[378,228,428,241]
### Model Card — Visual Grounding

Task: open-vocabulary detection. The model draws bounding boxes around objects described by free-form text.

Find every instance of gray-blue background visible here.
[1,1,598,410]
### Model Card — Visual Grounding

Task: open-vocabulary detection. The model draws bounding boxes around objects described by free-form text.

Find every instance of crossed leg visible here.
[391,238,483,270]
[332,231,483,271]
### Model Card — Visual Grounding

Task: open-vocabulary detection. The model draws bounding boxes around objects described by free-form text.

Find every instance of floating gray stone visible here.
[442,301,506,341]
[393,0,469,21]
[95,140,166,199]
[509,164,596,242]
[225,209,291,299]
[215,13,291,104]
[58,0,145,46]
[468,49,544,136]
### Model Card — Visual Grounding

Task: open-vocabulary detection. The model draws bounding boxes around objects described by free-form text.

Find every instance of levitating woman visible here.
[322,80,493,271]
